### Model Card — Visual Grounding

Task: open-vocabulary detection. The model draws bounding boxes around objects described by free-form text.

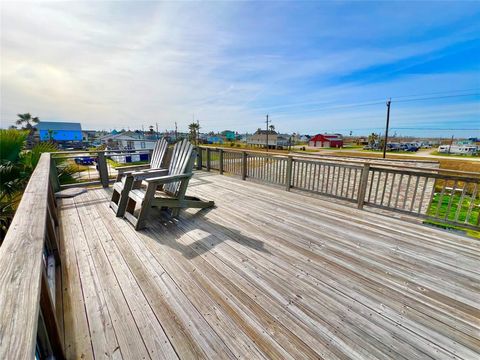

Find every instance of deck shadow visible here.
[142,207,270,260]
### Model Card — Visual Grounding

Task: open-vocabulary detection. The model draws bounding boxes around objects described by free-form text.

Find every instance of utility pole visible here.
[382,99,391,159]
[265,114,270,152]
[197,119,200,145]
[448,134,454,154]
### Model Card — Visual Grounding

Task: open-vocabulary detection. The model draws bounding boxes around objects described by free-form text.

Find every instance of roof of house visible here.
[254,129,277,135]
[310,133,343,141]
[37,121,82,131]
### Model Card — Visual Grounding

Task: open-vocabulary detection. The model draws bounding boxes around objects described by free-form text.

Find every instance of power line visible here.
[273,92,478,116]
[388,88,479,100]
[394,93,478,103]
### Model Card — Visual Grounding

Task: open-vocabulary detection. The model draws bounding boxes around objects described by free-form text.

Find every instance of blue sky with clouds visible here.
[1,1,479,137]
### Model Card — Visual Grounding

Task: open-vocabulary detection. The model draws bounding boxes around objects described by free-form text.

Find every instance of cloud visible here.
[0,1,479,137]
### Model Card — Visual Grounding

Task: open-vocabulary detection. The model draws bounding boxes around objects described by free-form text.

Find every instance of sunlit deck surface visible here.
[57,172,480,360]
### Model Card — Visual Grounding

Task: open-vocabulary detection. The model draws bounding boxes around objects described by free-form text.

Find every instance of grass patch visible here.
[107,159,148,168]
[423,220,480,239]
[431,151,479,158]
[425,192,480,238]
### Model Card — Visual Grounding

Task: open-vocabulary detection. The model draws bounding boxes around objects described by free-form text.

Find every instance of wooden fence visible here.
[198,147,480,230]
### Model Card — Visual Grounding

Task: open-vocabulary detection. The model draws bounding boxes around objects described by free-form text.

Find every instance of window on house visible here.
[141,142,146,148]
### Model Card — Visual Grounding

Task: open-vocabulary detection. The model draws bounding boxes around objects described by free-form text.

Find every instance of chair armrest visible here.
[116,164,151,174]
[131,169,168,180]
[144,173,193,184]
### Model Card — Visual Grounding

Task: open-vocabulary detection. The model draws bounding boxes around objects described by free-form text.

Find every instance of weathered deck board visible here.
[57,172,480,359]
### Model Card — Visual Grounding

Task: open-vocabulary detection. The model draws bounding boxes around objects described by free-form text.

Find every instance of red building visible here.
[309,134,343,148]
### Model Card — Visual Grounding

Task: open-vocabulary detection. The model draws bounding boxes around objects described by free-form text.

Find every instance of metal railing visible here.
[197,147,480,230]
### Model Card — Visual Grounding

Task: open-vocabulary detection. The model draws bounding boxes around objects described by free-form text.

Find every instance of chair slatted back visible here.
[150,138,168,169]
[164,139,194,196]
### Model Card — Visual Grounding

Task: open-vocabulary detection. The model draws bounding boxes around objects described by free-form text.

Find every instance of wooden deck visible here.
[57,172,480,359]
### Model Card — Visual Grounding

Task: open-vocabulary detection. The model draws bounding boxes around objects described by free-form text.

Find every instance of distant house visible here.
[37,121,82,142]
[221,130,236,141]
[309,134,343,148]
[437,144,478,155]
[99,131,157,151]
[247,129,290,149]
[207,135,224,144]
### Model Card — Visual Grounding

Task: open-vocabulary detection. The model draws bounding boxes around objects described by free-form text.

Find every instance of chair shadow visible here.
[142,207,270,260]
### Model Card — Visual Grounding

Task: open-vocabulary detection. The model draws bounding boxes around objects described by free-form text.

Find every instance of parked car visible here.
[405,145,419,152]
[74,157,95,165]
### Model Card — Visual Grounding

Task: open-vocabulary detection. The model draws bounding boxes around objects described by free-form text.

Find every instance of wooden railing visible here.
[52,149,152,189]
[0,153,65,359]
[197,147,480,230]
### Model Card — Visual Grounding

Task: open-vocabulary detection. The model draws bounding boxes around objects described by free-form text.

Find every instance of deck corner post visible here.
[97,152,109,188]
[48,154,61,193]
[219,149,224,174]
[196,147,202,170]
[357,163,370,209]
[242,151,248,180]
[285,156,293,191]
[206,148,211,172]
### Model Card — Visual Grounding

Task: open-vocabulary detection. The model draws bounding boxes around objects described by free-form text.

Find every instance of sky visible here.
[1,1,479,137]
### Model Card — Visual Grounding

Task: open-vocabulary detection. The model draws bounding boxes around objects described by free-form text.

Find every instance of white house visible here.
[437,145,478,155]
[100,131,157,151]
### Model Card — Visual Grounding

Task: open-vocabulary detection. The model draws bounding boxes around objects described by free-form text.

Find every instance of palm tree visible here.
[269,124,275,133]
[15,113,39,130]
[188,122,200,145]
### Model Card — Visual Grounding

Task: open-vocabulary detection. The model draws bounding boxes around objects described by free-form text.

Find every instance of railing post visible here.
[357,163,370,209]
[196,147,202,170]
[97,152,109,188]
[219,149,224,174]
[242,151,248,180]
[206,148,211,172]
[285,156,293,191]
[49,155,61,193]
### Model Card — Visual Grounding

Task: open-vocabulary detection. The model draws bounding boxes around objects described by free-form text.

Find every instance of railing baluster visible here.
[387,173,396,207]
[435,180,447,217]
[410,176,420,212]
[394,174,403,208]
[366,169,374,203]
[403,175,411,210]
[380,172,389,206]
[418,177,429,215]
[444,180,458,220]
[454,182,467,222]
[465,183,478,224]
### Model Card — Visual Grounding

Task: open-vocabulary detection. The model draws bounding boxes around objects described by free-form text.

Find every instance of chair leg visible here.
[115,176,133,217]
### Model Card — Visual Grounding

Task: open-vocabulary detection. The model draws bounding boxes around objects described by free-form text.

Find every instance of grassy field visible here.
[430,151,479,158]
[321,150,480,173]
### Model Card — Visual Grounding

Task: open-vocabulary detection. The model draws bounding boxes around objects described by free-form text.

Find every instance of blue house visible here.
[37,121,83,142]
[207,135,224,144]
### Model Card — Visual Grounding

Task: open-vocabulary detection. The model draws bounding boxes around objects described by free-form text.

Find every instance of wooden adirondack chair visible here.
[123,139,214,230]
[110,137,168,217]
